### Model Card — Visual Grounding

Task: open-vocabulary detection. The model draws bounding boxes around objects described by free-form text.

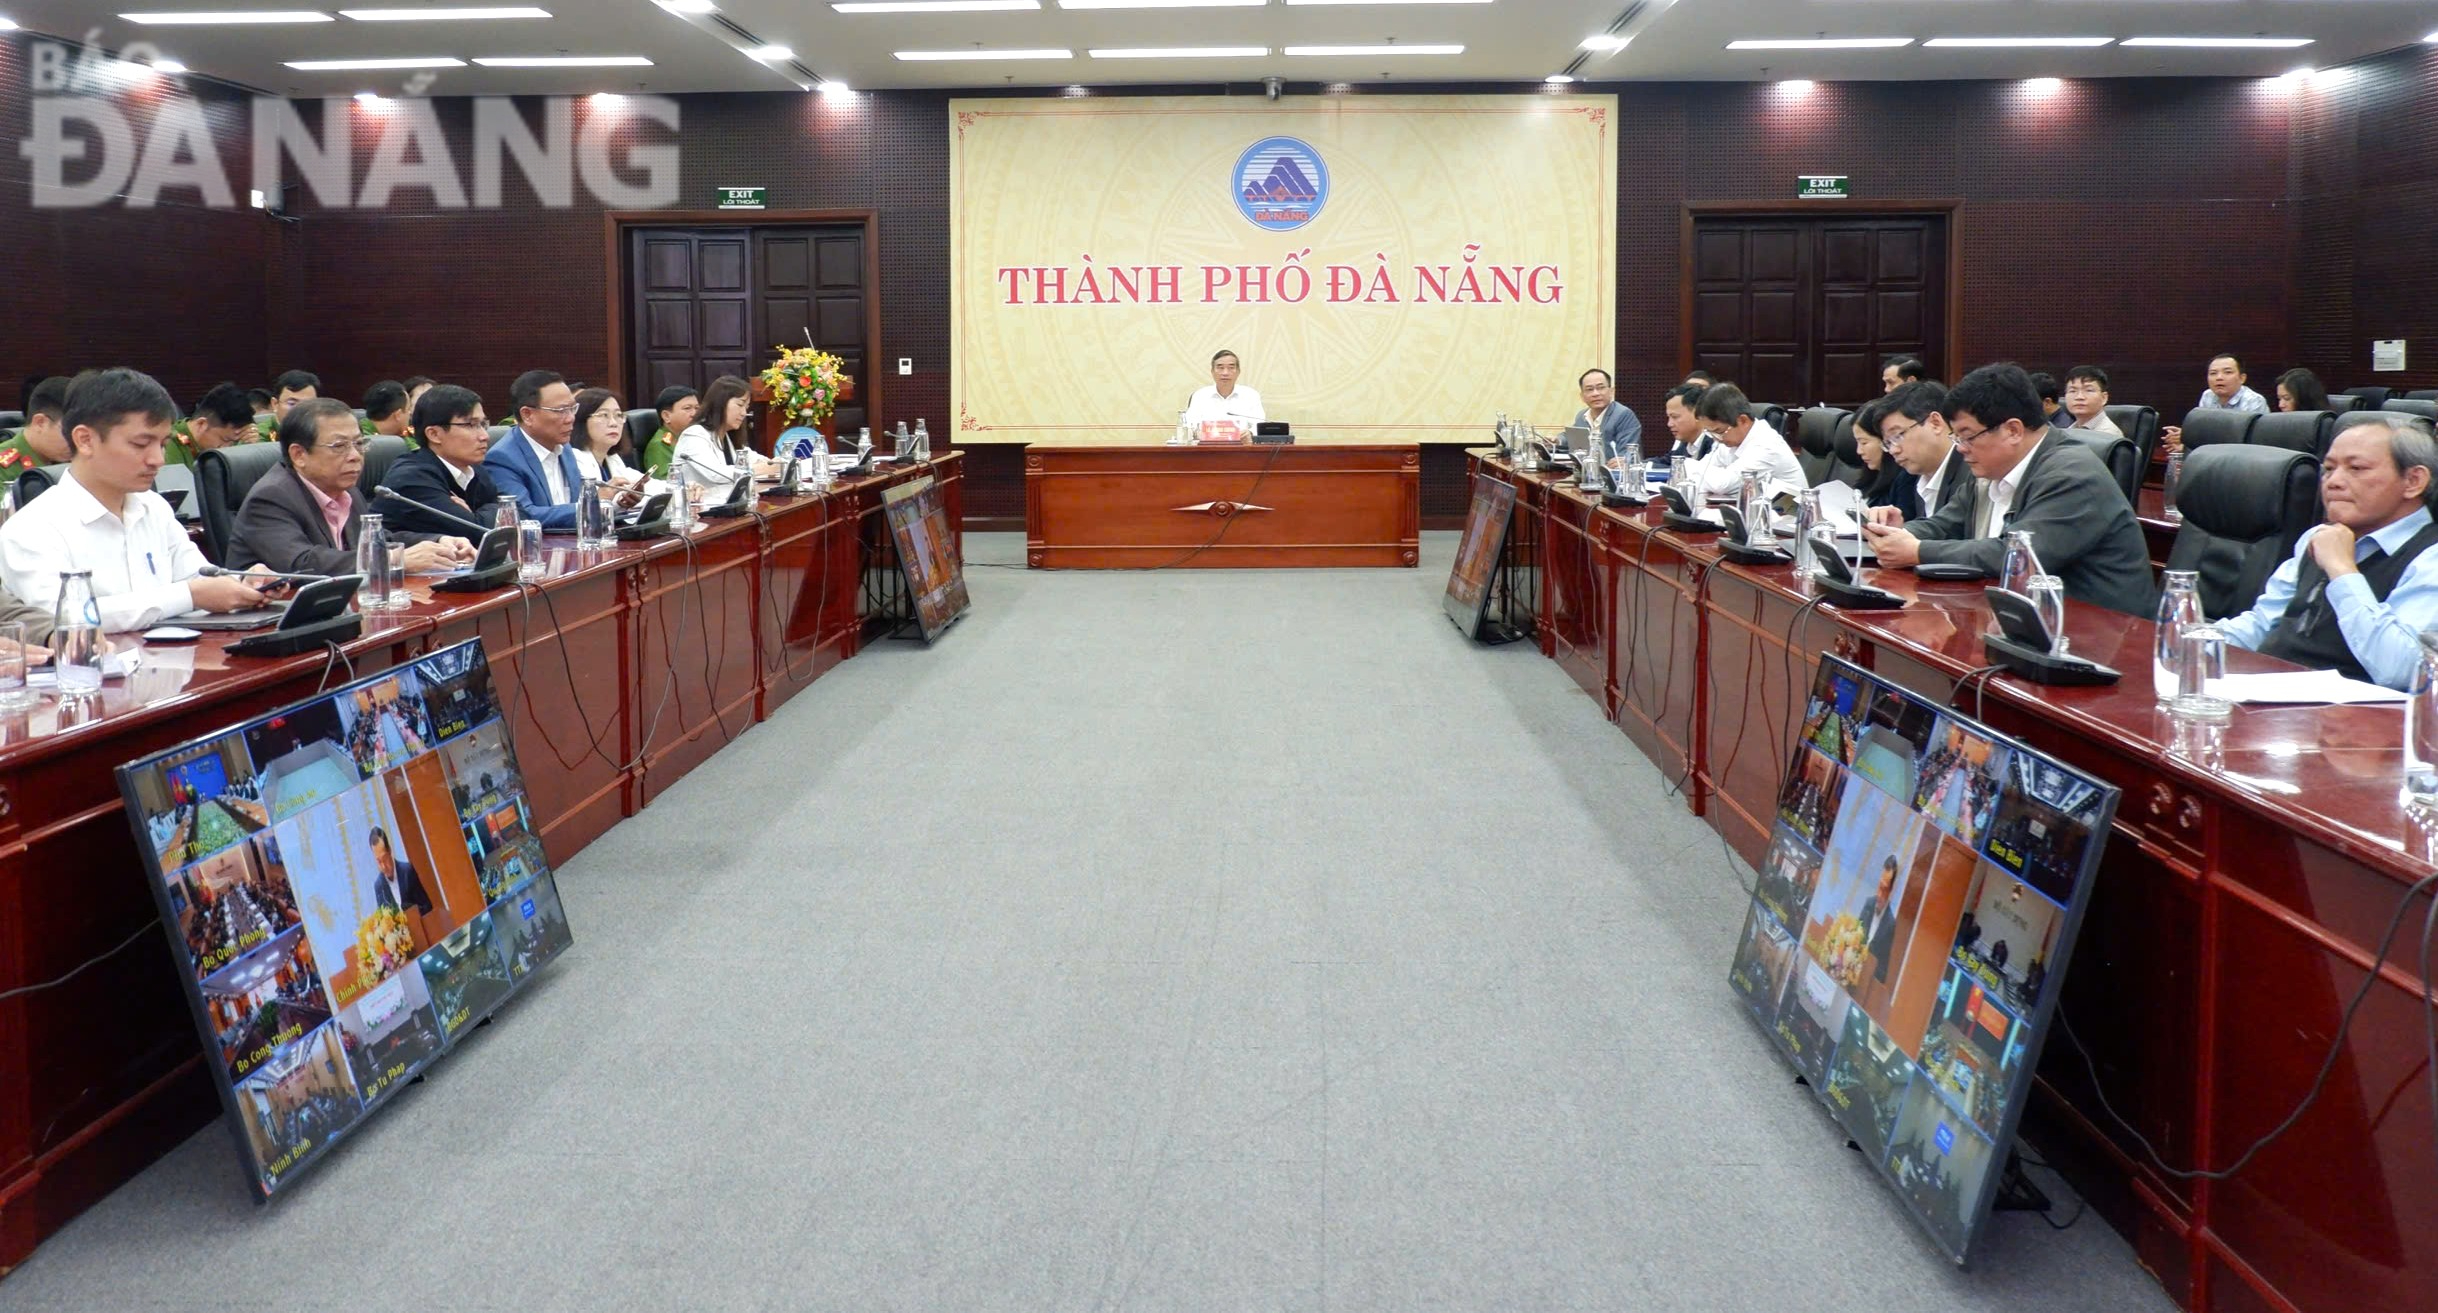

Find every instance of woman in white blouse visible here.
[671,375,779,494]
[569,388,652,507]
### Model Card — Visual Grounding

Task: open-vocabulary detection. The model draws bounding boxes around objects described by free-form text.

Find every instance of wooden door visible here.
[629,228,752,401]
[1690,215,1946,408]
[754,228,869,436]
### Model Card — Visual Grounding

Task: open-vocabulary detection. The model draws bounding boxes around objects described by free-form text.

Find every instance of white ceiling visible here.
[11,1,2434,97]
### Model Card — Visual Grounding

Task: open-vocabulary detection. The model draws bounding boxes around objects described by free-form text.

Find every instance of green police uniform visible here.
[0,432,54,493]
[163,420,199,468]
[642,428,676,480]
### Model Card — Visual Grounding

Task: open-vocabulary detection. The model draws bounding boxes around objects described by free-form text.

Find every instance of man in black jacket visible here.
[1868,381,1971,523]
[226,399,469,577]
[380,384,505,539]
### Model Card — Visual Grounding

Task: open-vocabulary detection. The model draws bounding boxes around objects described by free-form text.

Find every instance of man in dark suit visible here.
[482,369,585,532]
[368,826,433,918]
[1862,857,1902,985]
[1570,368,1645,470]
[225,399,470,576]
[1863,364,2157,616]
[1869,380,1972,522]
[383,384,506,538]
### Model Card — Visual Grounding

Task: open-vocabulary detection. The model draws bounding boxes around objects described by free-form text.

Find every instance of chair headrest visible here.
[2176,444,2316,541]
[2248,411,2332,455]
[2179,408,2258,450]
[2384,399,2438,421]
[625,409,660,448]
[1794,407,1851,458]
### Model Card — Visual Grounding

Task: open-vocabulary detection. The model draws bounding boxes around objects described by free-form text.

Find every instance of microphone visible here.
[372,486,492,539]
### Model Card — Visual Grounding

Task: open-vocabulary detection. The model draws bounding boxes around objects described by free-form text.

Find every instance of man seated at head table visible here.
[1685,383,1807,502]
[226,398,471,578]
[1871,381,1972,522]
[0,368,273,631]
[1571,368,1644,471]
[1184,349,1264,435]
[1861,363,2156,617]
[1659,381,1712,462]
[381,385,504,538]
[2214,416,2438,690]
[0,374,72,495]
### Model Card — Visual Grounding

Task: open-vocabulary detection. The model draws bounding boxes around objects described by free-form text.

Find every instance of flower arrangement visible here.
[1818,913,1871,990]
[355,905,416,982]
[760,344,853,428]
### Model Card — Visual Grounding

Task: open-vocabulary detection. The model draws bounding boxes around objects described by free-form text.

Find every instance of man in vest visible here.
[2219,416,2438,690]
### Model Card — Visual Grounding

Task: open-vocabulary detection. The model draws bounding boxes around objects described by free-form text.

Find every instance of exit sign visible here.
[716,185,767,209]
[1797,175,1849,199]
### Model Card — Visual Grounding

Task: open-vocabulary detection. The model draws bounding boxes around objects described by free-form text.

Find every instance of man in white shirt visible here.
[2197,353,2268,414]
[2060,366,2121,436]
[0,368,268,632]
[1688,384,1807,501]
[1183,349,1264,437]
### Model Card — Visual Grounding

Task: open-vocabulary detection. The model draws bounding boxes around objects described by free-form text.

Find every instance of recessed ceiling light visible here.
[1544,73,1573,84]
[339,6,550,18]
[123,10,335,22]
[1284,0,1491,5]
[1283,44,1464,56]
[1089,46,1268,58]
[749,44,792,59]
[894,48,1073,59]
[1776,79,1814,94]
[1923,37,2112,50]
[0,17,18,30]
[353,89,382,101]
[654,0,714,11]
[2120,37,2312,50]
[818,80,855,96]
[154,58,188,72]
[2311,66,2352,88]
[472,55,654,66]
[2426,30,2438,45]
[2024,77,2064,93]
[286,55,465,68]
[1579,35,1629,53]
[1728,38,1912,51]
[834,0,1036,11]
[1057,0,1263,8]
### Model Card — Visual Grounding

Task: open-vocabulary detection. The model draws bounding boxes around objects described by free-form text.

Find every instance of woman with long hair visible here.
[2275,367,2329,413]
[671,374,779,494]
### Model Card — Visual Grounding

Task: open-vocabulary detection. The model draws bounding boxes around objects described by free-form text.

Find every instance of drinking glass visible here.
[0,621,29,710]
[517,519,545,581]
[2169,625,2231,722]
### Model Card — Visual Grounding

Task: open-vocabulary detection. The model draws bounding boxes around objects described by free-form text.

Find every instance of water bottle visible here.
[1793,487,1821,574]
[1999,529,2041,597]
[1739,470,1762,533]
[913,418,930,460]
[52,571,102,695]
[493,495,520,535]
[2405,629,2438,810]
[2154,569,2202,702]
[893,420,910,457]
[668,480,694,532]
[2161,447,2185,524]
[856,427,873,463]
[355,513,392,611]
[576,477,608,550]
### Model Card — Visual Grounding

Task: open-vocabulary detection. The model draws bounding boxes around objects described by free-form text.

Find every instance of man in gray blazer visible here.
[227,399,470,577]
[1572,368,1645,469]
[1862,364,2157,617]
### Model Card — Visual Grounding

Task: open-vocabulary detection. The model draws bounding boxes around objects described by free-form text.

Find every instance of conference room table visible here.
[1472,451,2436,1313]
[0,454,961,1272]
[1024,443,1420,568]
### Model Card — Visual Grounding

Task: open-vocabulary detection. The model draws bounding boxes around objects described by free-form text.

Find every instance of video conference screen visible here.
[118,639,573,1199]
[881,475,971,642]
[1444,472,1517,639]
[1728,654,2117,1262]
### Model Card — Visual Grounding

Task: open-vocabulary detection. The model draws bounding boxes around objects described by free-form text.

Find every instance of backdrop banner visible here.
[950,94,1617,444]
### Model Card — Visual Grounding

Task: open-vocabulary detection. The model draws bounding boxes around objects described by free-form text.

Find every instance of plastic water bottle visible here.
[576,478,608,550]
[856,427,873,464]
[2405,630,2438,810]
[1739,470,1762,533]
[2161,448,2185,524]
[355,514,392,610]
[893,420,910,457]
[1999,529,2041,597]
[52,571,102,695]
[2155,569,2202,702]
[913,418,930,460]
[1793,487,1821,575]
[668,481,694,533]
[493,495,520,535]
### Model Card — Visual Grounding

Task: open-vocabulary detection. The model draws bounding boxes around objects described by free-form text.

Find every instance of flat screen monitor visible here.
[1444,472,1518,639]
[1728,654,2118,1263]
[116,638,573,1199]
[880,474,972,642]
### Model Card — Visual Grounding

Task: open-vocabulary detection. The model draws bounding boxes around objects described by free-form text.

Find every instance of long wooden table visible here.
[1474,451,2437,1313]
[0,454,961,1272]
[1024,443,1419,568]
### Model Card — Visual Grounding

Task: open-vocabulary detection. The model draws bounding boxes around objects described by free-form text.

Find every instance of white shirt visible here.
[671,424,748,490]
[1979,430,2048,535]
[1916,444,1957,514]
[572,447,603,484]
[0,467,209,633]
[437,453,478,491]
[1184,383,1265,429]
[521,429,570,504]
[1691,419,1807,501]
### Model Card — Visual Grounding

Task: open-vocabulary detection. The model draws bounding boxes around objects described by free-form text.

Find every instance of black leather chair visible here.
[0,410,23,432]
[2102,405,2161,484]
[1792,407,1853,486]
[198,443,289,564]
[2049,428,2141,505]
[357,435,410,497]
[2178,408,2258,451]
[625,409,659,455]
[10,466,55,510]
[2339,386,2393,409]
[2164,444,2322,621]
[1748,402,1791,441]
[2248,410,2336,458]
[2326,394,2366,413]
[2409,390,2438,404]
[488,423,513,445]
[2333,409,2403,439]
[1829,426,1878,489]
[2382,398,2438,423]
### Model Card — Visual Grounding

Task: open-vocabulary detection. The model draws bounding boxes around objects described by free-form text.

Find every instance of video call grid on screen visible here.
[881,475,972,643]
[1444,473,1517,638]
[1729,653,2117,1263]
[117,639,574,1200]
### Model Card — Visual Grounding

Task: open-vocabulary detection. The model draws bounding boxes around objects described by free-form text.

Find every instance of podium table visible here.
[1023,443,1419,569]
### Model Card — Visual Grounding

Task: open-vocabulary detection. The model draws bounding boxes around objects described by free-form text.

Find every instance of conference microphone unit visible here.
[681,456,755,519]
[1806,528,1906,610]
[196,564,334,585]
[372,487,493,539]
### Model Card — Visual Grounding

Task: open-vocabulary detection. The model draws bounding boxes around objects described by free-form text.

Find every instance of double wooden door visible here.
[1689,215,1945,408]
[626,224,870,435]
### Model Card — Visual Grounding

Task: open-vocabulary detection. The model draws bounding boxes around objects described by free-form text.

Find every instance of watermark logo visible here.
[1233,135,1327,232]
[17,35,681,209]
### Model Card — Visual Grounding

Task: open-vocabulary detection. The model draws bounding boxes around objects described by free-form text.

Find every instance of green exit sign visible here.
[716,185,767,209]
[1797,175,1850,199]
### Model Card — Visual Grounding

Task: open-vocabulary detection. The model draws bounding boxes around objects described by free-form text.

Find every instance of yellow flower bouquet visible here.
[1819,913,1870,990]
[356,905,416,982]
[759,345,853,428]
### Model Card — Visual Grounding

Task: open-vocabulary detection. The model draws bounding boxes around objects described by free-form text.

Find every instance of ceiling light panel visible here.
[471,55,654,66]
[338,6,550,18]
[1727,38,1913,51]
[122,10,334,22]
[1283,44,1464,56]
[894,48,1075,59]
[285,55,464,68]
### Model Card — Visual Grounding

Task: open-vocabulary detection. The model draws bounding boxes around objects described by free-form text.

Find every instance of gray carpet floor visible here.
[0,531,2175,1312]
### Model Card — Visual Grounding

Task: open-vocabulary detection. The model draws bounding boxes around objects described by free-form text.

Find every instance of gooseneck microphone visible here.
[372,486,493,539]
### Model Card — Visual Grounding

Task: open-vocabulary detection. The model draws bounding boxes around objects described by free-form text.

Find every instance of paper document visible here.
[2210,670,2409,705]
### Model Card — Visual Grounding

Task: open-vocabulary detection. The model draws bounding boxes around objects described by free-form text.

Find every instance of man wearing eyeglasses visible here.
[382,384,505,537]
[227,398,471,578]
[482,369,586,532]
[1861,363,2155,616]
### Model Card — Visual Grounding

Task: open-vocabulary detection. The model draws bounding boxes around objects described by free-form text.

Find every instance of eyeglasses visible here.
[446,418,491,432]
[1950,421,1999,446]
[535,402,580,416]
[319,438,375,454]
